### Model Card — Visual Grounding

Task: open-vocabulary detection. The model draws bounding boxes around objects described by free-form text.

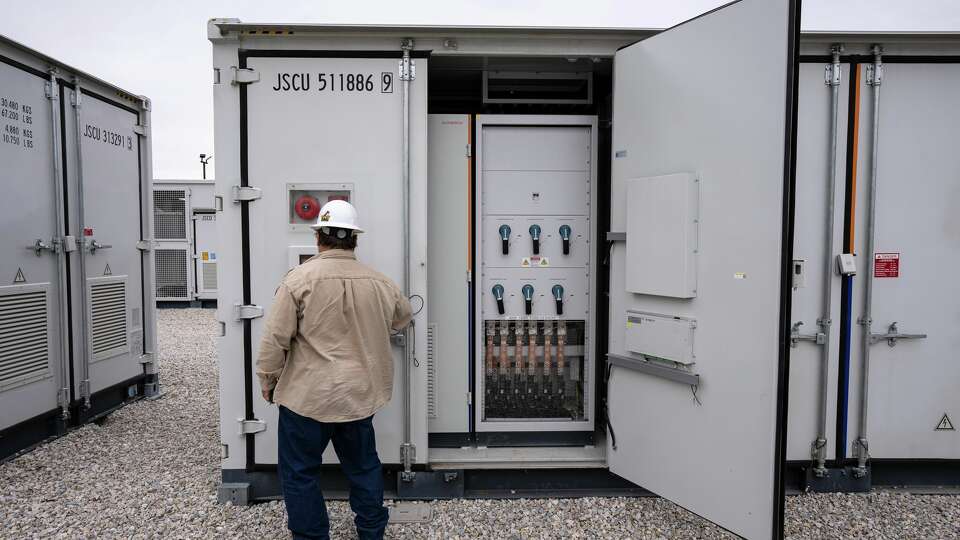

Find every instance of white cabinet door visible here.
[607,0,799,538]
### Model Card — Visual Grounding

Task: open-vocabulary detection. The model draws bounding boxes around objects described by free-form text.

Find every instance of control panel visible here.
[475,116,596,430]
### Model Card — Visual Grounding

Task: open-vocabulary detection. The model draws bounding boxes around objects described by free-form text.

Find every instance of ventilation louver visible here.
[90,280,128,361]
[202,261,218,292]
[155,249,189,300]
[153,189,187,240]
[0,289,50,389]
[427,323,438,419]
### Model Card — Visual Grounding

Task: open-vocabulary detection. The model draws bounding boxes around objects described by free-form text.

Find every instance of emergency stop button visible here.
[294,195,321,220]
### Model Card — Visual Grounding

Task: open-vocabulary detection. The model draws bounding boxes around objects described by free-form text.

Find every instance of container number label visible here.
[272,72,394,94]
[84,124,133,151]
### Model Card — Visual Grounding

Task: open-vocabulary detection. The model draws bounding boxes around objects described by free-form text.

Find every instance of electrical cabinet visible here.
[475,116,597,436]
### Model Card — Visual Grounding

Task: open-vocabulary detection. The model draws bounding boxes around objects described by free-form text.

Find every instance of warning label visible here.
[936,413,955,431]
[874,252,900,278]
[520,256,550,268]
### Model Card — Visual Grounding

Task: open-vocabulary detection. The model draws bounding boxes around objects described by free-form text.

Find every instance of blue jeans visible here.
[278,406,389,540]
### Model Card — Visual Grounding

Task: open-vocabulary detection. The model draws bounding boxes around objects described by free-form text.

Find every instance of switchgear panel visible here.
[475,116,597,434]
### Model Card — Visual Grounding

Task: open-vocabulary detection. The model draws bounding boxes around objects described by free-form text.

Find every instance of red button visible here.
[293,195,321,220]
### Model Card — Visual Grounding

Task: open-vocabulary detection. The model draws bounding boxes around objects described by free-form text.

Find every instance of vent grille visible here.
[90,280,128,361]
[155,249,189,299]
[427,323,438,419]
[0,289,50,389]
[202,261,218,291]
[153,189,186,240]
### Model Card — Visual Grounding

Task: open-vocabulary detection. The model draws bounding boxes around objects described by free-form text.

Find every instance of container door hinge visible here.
[133,124,147,137]
[233,304,263,321]
[238,418,267,435]
[135,240,152,252]
[231,67,260,85]
[45,81,54,99]
[232,185,262,203]
[465,143,472,158]
[139,352,155,366]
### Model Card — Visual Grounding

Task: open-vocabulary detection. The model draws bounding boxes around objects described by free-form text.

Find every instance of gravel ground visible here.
[1,308,958,539]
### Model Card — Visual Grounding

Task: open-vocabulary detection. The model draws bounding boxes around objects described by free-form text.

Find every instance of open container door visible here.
[606,0,798,538]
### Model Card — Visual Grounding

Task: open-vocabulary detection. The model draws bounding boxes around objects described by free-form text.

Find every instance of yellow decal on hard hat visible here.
[320,211,331,222]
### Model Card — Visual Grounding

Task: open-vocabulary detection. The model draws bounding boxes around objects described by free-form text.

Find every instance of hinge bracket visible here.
[238,418,267,435]
[136,240,152,252]
[139,353,155,365]
[231,67,260,85]
[824,63,841,86]
[231,185,262,203]
[234,304,264,321]
[465,143,472,158]
[133,124,147,136]
[866,64,883,86]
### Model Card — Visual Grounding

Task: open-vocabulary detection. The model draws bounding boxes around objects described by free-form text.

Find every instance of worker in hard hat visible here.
[256,199,412,540]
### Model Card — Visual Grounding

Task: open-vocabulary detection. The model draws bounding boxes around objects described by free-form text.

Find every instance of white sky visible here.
[1,0,958,179]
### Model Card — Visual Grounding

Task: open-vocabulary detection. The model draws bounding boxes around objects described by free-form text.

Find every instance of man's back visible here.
[257,249,412,422]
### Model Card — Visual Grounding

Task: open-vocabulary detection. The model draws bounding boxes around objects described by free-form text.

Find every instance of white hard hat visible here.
[311,199,364,234]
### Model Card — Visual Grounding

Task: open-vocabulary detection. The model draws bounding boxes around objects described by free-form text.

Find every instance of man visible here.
[257,199,412,540]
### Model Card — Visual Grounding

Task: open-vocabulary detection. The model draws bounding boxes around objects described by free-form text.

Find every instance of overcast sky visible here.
[2,0,957,179]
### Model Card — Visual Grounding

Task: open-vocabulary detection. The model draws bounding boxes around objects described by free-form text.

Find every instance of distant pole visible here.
[199,153,212,180]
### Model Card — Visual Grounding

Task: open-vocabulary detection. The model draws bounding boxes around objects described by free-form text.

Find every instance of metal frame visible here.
[473,114,599,434]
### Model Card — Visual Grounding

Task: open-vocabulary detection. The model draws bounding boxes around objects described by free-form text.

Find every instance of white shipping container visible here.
[0,34,157,459]
[209,3,960,537]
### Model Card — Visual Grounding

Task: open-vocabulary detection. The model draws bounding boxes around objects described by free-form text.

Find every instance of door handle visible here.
[870,322,927,347]
[88,240,113,253]
[27,238,56,256]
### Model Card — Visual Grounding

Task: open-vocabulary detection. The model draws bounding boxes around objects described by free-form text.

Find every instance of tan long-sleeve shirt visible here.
[256,249,412,422]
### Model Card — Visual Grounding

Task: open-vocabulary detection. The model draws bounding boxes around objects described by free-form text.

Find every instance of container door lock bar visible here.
[869,322,927,347]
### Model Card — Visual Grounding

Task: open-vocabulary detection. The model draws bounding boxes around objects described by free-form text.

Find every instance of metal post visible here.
[71,77,92,409]
[855,45,883,476]
[47,71,71,420]
[399,38,416,481]
[812,45,843,477]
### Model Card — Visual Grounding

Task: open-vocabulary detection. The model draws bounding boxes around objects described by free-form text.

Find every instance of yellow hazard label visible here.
[201,251,209,261]
[520,257,531,268]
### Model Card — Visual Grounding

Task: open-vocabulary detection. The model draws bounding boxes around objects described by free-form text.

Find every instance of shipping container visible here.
[209,2,960,537]
[152,179,219,304]
[0,34,157,460]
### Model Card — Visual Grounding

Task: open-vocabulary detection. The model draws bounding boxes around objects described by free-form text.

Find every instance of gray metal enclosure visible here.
[153,179,219,303]
[0,34,156,460]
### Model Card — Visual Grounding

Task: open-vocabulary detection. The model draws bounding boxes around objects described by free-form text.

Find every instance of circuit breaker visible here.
[475,116,597,435]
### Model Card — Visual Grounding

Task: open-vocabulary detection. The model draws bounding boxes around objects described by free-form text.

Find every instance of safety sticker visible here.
[103,263,112,276]
[874,252,899,278]
[936,413,955,431]
[13,267,26,283]
[201,251,209,261]
[521,256,550,268]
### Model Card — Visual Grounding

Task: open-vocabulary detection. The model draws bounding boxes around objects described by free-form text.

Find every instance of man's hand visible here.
[262,388,274,404]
